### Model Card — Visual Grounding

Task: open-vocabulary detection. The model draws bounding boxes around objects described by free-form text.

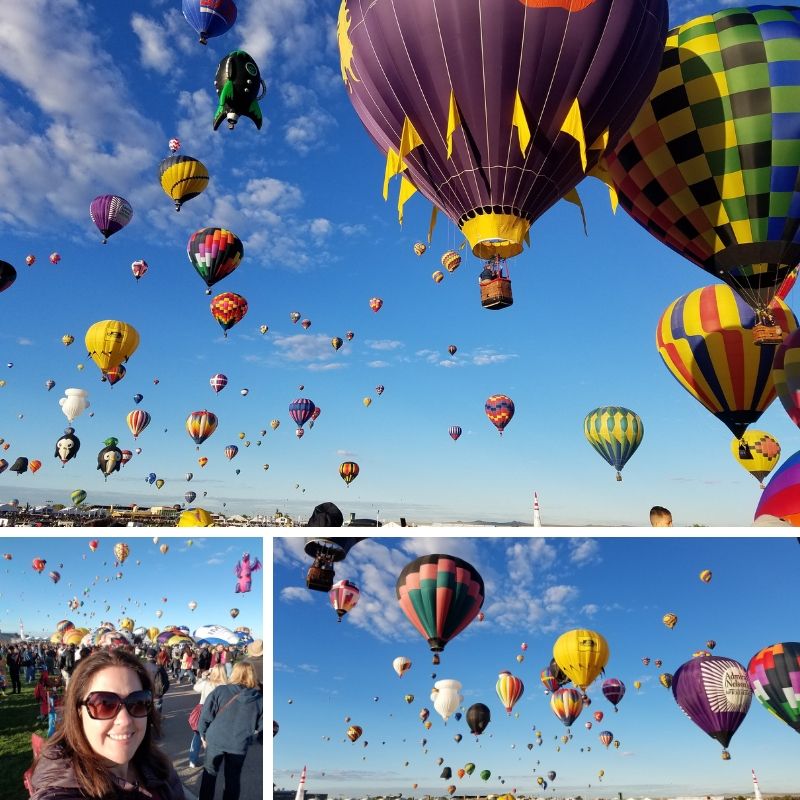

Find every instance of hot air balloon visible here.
[659,673,673,690]
[0,260,17,292]
[413,242,426,256]
[54,428,81,466]
[85,320,140,374]
[70,489,87,507]
[731,431,781,489]
[329,579,360,622]
[182,0,237,45]
[177,508,213,527]
[700,570,712,583]
[747,642,800,733]
[270,419,280,431]
[466,703,490,736]
[672,653,752,758]
[432,270,444,284]
[339,461,359,487]
[225,445,239,461]
[447,345,457,357]
[432,679,463,722]
[126,410,151,439]
[32,558,46,573]
[331,337,343,352]
[754,449,800,524]
[131,259,148,281]
[289,399,315,429]
[496,671,524,715]
[346,331,354,341]
[61,334,74,346]
[337,0,667,271]
[773,328,800,429]
[25,254,35,266]
[601,679,625,712]
[185,491,197,505]
[159,155,209,211]
[213,50,266,131]
[186,411,218,447]
[259,324,269,334]
[59,388,90,424]
[663,613,678,631]
[553,629,610,694]
[210,292,248,336]
[657,286,796,438]
[448,426,462,442]
[50,253,61,264]
[369,297,383,313]
[301,319,311,330]
[584,407,643,481]
[29,459,42,474]
[89,195,133,243]
[603,6,800,331]
[346,725,363,742]
[187,228,243,292]
[485,394,514,436]
[550,687,583,727]
[396,553,484,659]
[113,543,129,564]
[155,479,165,490]
[393,657,411,678]
[442,252,461,273]
[97,439,122,479]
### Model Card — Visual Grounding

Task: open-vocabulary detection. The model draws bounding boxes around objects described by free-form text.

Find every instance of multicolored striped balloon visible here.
[550,687,583,728]
[602,678,625,711]
[583,407,643,480]
[330,579,360,622]
[496,671,524,715]
[485,394,514,436]
[656,285,796,438]
[289,398,316,428]
[747,642,800,733]
[395,553,484,656]
[185,410,218,447]
[754,449,800,525]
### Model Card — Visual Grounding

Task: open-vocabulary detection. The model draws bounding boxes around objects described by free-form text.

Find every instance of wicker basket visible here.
[305,564,335,592]
[752,324,785,346]
[480,278,513,310]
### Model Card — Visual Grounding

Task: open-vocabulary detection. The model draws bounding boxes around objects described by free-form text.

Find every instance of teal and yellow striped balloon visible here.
[584,407,644,481]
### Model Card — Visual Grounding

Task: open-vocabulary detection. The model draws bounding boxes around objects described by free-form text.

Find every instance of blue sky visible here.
[1,1,800,525]
[0,535,263,640]
[272,535,800,797]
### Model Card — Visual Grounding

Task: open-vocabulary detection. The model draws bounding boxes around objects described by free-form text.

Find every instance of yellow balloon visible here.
[552,629,610,692]
[85,320,140,373]
[363,397,372,407]
[159,155,209,211]
[119,617,134,631]
[730,430,781,489]
[177,507,213,527]
[147,626,159,641]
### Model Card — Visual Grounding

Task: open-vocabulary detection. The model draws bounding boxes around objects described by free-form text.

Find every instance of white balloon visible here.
[58,387,90,422]
[432,679,463,722]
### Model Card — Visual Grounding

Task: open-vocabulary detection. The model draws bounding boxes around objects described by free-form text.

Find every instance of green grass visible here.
[0,683,49,800]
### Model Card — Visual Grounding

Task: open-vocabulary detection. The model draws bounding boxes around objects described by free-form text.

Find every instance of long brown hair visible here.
[35,648,171,798]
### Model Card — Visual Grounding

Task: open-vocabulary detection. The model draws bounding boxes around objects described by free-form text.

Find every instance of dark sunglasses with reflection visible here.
[79,690,153,720]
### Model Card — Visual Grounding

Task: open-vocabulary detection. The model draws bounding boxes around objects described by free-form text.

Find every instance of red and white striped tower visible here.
[294,766,307,800]
[533,492,542,527]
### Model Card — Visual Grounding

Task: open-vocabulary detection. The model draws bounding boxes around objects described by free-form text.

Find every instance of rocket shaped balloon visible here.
[213,51,266,131]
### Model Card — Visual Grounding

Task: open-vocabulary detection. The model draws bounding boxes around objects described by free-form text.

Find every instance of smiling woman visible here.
[27,648,185,800]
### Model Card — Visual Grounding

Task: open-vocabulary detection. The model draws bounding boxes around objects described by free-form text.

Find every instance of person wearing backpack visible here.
[143,649,170,713]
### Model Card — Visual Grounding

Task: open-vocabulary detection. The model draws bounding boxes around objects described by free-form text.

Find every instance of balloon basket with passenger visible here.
[752,313,786,346]
[479,256,513,310]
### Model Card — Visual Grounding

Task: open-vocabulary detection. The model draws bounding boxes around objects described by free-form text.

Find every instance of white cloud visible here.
[272,333,342,364]
[284,108,337,155]
[366,340,404,351]
[543,584,578,610]
[341,224,367,236]
[280,586,313,603]
[17,338,33,346]
[131,10,193,75]
[580,603,599,616]
[307,362,346,371]
[309,218,333,237]
[367,360,389,368]
[569,538,600,565]
[505,539,557,587]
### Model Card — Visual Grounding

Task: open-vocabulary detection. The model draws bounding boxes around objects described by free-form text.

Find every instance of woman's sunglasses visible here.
[80,690,153,720]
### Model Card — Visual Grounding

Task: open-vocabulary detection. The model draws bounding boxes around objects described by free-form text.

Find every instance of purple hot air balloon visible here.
[449,426,462,441]
[289,398,316,429]
[601,678,625,712]
[337,0,668,262]
[89,195,133,243]
[672,654,752,758]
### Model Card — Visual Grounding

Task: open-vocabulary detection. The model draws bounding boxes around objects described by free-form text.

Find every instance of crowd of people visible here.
[0,636,263,800]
